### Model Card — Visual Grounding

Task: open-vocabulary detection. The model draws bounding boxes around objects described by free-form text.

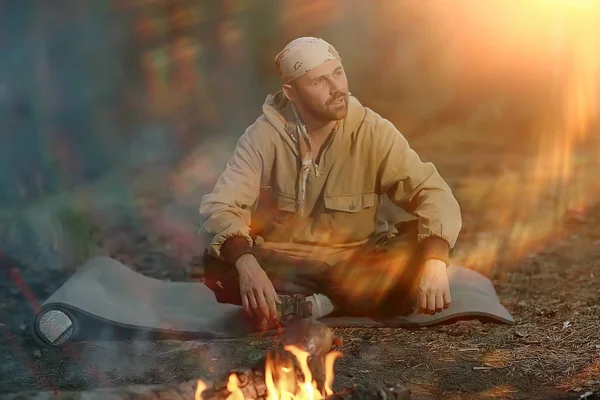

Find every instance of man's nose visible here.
[329,79,343,93]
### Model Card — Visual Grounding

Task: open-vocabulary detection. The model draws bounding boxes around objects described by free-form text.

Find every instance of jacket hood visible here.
[260,90,368,148]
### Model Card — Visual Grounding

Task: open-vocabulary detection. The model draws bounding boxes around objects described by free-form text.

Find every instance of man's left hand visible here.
[416,259,451,314]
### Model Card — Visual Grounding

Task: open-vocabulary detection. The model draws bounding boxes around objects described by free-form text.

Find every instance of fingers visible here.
[435,292,444,313]
[255,288,270,320]
[443,290,452,309]
[419,290,427,313]
[244,290,273,321]
[427,290,436,314]
[264,288,278,321]
[417,263,451,314]
[241,294,253,318]
[249,292,258,314]
[240,279,279,321]
[418,289,449,315]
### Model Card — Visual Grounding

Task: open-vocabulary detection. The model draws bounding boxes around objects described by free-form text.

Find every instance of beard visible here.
[301,92,349,122]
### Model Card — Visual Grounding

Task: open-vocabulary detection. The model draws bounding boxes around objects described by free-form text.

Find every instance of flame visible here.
[226,374,246,400]
[323,351,343,396]
[195,379,207,400]
[195,346,343,400]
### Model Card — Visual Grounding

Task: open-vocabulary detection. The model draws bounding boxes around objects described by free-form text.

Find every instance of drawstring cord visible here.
[290,103,339,218]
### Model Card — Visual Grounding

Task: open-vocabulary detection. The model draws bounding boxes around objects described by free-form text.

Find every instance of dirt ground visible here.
[0,123,599,400]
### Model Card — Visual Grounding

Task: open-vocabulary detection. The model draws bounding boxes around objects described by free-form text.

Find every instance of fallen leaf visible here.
[573,387,583,392]
[514,328,529,338]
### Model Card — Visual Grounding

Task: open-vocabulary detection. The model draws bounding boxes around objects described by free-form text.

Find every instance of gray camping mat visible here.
[32,256,514,346]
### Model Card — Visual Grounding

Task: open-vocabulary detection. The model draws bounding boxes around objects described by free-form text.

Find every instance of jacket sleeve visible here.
[377,118,462,265]
[198,130,266,264]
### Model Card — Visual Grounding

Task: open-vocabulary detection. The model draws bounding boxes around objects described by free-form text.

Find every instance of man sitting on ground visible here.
[199,37,462,329]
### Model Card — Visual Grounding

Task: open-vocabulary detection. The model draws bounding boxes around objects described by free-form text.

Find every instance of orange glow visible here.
[195,345,342,400]
[171,0,600,290]
[444,0,600,272]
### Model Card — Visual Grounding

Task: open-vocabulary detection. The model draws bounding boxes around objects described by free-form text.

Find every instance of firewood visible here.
[199,369,269,400]
[197,376,411,400]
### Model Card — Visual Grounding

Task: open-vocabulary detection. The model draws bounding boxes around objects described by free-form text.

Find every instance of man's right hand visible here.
[235,253,280,321]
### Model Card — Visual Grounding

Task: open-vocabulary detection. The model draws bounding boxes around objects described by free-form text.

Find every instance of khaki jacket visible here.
[199,91,462,266]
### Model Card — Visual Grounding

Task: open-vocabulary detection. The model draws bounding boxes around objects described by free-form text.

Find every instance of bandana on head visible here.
[274,37,341,83]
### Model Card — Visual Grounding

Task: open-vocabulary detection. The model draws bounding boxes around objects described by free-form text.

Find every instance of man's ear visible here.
[282,83,296,102]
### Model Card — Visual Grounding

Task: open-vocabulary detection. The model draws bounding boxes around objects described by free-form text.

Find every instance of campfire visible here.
[194,320,410,400]
[195,344,341,400]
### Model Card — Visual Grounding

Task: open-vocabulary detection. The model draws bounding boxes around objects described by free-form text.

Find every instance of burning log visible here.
[197,369,269,400]
[196,370,411,400]
[196,320,410,400]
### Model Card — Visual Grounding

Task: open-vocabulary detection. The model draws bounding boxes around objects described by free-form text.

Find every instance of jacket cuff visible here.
[220,236,254,265]
[421,236,451,266]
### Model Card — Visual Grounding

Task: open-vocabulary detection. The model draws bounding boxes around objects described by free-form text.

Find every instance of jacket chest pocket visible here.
[324,193,377,213]
[321,192,379,243]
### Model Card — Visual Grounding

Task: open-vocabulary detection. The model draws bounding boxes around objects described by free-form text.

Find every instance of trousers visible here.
[203,221,425,317]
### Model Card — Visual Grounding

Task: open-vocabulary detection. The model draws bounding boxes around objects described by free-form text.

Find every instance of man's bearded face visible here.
[291,59,350,122]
